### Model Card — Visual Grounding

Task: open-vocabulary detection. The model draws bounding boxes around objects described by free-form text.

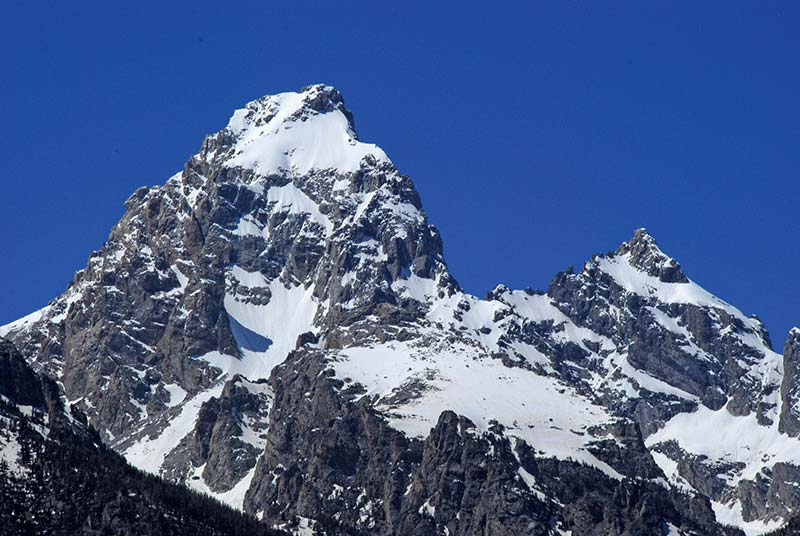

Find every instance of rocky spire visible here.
[615,228,689,283]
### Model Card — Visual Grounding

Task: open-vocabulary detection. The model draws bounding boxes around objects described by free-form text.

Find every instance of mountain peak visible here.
[628,226,656,244]
[789,327,800,343]
[298,83,349,113]
[614,228,688,283]
[234,83,346,117]
[218,84,390,176]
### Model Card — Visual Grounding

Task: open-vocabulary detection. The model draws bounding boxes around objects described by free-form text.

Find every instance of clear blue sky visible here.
[1,2,797,346]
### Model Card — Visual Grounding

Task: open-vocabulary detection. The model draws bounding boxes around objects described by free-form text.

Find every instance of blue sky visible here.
[1,2,797,345]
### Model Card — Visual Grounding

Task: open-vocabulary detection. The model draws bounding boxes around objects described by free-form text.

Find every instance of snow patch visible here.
[711,500,783,535]
[647,404,800,487]
[331,339,622,479]
[124,383,224,475]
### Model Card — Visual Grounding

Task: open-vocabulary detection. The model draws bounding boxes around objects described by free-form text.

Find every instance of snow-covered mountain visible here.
[3,84,798,535]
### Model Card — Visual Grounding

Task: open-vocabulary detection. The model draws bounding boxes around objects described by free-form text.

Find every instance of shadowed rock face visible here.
[0,338,281,536]
[241,349,734,536]
[1,85,796,535]
[0,338,47,410]
[779,329,800,436]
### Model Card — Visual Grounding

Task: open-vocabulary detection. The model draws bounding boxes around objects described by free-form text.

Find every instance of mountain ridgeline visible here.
[2,85,798,535]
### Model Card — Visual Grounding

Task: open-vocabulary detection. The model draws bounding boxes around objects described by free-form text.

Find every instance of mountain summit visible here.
[616,228,689,283]
[2,86,797,535]
[217,84,389,176]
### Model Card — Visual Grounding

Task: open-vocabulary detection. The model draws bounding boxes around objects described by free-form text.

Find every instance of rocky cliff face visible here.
[0,338,281,535]
[2,84,797,535]
[779,329,800,437]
